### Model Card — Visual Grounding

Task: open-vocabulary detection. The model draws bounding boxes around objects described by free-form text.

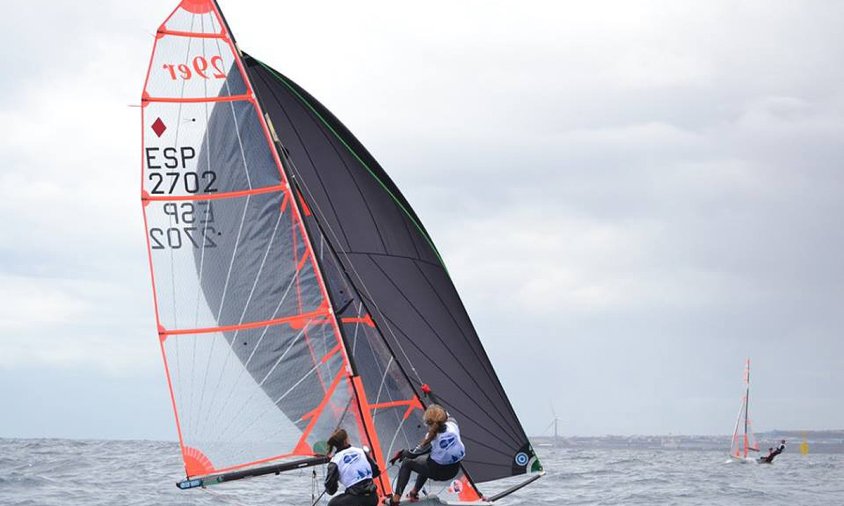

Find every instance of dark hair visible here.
[327,429,349,454]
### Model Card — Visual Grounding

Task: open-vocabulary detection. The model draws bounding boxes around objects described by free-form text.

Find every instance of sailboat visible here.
[729,359,760,463]
[139,0,543,503]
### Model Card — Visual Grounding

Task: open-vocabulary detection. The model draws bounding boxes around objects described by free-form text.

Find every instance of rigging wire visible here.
[279,148,424,385]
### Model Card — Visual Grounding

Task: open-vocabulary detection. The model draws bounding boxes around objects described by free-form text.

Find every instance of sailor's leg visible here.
[412,468,430,493]
[427,461,461,482]
[395,456,428,497]
[412,457,445,493]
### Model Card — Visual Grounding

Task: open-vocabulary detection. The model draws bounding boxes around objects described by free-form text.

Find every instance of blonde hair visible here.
[421,405,448,445]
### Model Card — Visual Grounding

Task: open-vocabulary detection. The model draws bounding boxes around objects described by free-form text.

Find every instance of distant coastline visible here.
[531,430,844,453]
[3,430,843,453]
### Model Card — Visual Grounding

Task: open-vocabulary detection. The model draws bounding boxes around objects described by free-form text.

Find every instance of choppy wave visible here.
[0,439,840,505]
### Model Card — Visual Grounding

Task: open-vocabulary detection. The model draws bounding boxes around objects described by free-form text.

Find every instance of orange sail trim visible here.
[370,398,423,411]
[178,0,214,15]
[159,307,330,338]
[296,247,312,273]
[402,404,420,421]
[144,94,252,104]
[137,23,196,472]
[294,371,346,453]
[321,344,343,364]
[182,446,316,478]
[142,184,286,202]
[352,376,392,497]
[157,28,227,39]
[340,314,376,327]
[197,450,304,477]
[297,189,312,216]
[158,338,191,476]
[744,434,749,457]
[369,396,424,422]
[183,446,215,476]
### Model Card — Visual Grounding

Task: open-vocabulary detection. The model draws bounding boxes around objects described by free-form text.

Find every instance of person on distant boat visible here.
[386,404,466,505]
[760,440,786,463]
[324,429,381,506]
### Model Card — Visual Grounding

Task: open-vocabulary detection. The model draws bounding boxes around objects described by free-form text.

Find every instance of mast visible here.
[744,359,750,457]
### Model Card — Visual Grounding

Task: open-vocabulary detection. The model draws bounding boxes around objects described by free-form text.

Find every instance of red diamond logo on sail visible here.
[151,118,167,137]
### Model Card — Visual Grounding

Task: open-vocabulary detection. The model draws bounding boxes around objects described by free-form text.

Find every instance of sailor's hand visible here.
[389,449,405,465]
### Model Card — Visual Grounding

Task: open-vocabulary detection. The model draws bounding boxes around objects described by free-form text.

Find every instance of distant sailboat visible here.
[729,359,760,463]
[800,434,809,455]
[537,406,562,448]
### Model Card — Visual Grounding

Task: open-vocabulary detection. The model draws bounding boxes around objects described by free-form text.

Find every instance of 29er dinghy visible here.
[139,1,543,503]
[729,359,760,464]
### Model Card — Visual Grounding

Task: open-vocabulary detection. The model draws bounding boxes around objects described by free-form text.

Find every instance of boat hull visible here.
[393,498,493,505]
[729,456,760,464]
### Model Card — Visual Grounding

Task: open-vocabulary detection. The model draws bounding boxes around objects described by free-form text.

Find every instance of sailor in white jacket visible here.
[387,404,465,505]
[324,429,381,506]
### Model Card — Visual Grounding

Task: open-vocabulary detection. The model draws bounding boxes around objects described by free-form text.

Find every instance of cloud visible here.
[0,276,87,331]
[0,275,157,374]
[2,0,844,438]
[0,2,162,374]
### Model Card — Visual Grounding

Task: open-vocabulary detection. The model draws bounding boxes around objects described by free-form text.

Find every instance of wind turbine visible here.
[542,403,563,447]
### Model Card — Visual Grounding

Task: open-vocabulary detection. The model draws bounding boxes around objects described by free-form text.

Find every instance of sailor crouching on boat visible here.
[387,404,466,505]
[324,429,381,506]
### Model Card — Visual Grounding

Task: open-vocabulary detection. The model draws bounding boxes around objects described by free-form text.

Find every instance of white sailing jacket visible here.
[330,447,374,488]
[430,418,466,465]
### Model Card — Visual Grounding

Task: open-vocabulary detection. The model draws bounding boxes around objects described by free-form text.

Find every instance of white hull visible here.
[728,455,759,464]
[393,496,493,505]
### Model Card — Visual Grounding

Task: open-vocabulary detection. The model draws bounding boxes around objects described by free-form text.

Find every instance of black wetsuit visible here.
[395,454,461,497]
[761,443,786,463]
[394,418,464,498]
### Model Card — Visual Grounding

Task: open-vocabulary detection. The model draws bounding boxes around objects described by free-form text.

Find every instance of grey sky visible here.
[0,0,842,441]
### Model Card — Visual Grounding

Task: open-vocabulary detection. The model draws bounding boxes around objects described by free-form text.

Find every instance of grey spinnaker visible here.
[244,55,541,484]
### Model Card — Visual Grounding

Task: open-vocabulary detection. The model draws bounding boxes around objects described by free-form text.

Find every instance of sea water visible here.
[0,439,841,505]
